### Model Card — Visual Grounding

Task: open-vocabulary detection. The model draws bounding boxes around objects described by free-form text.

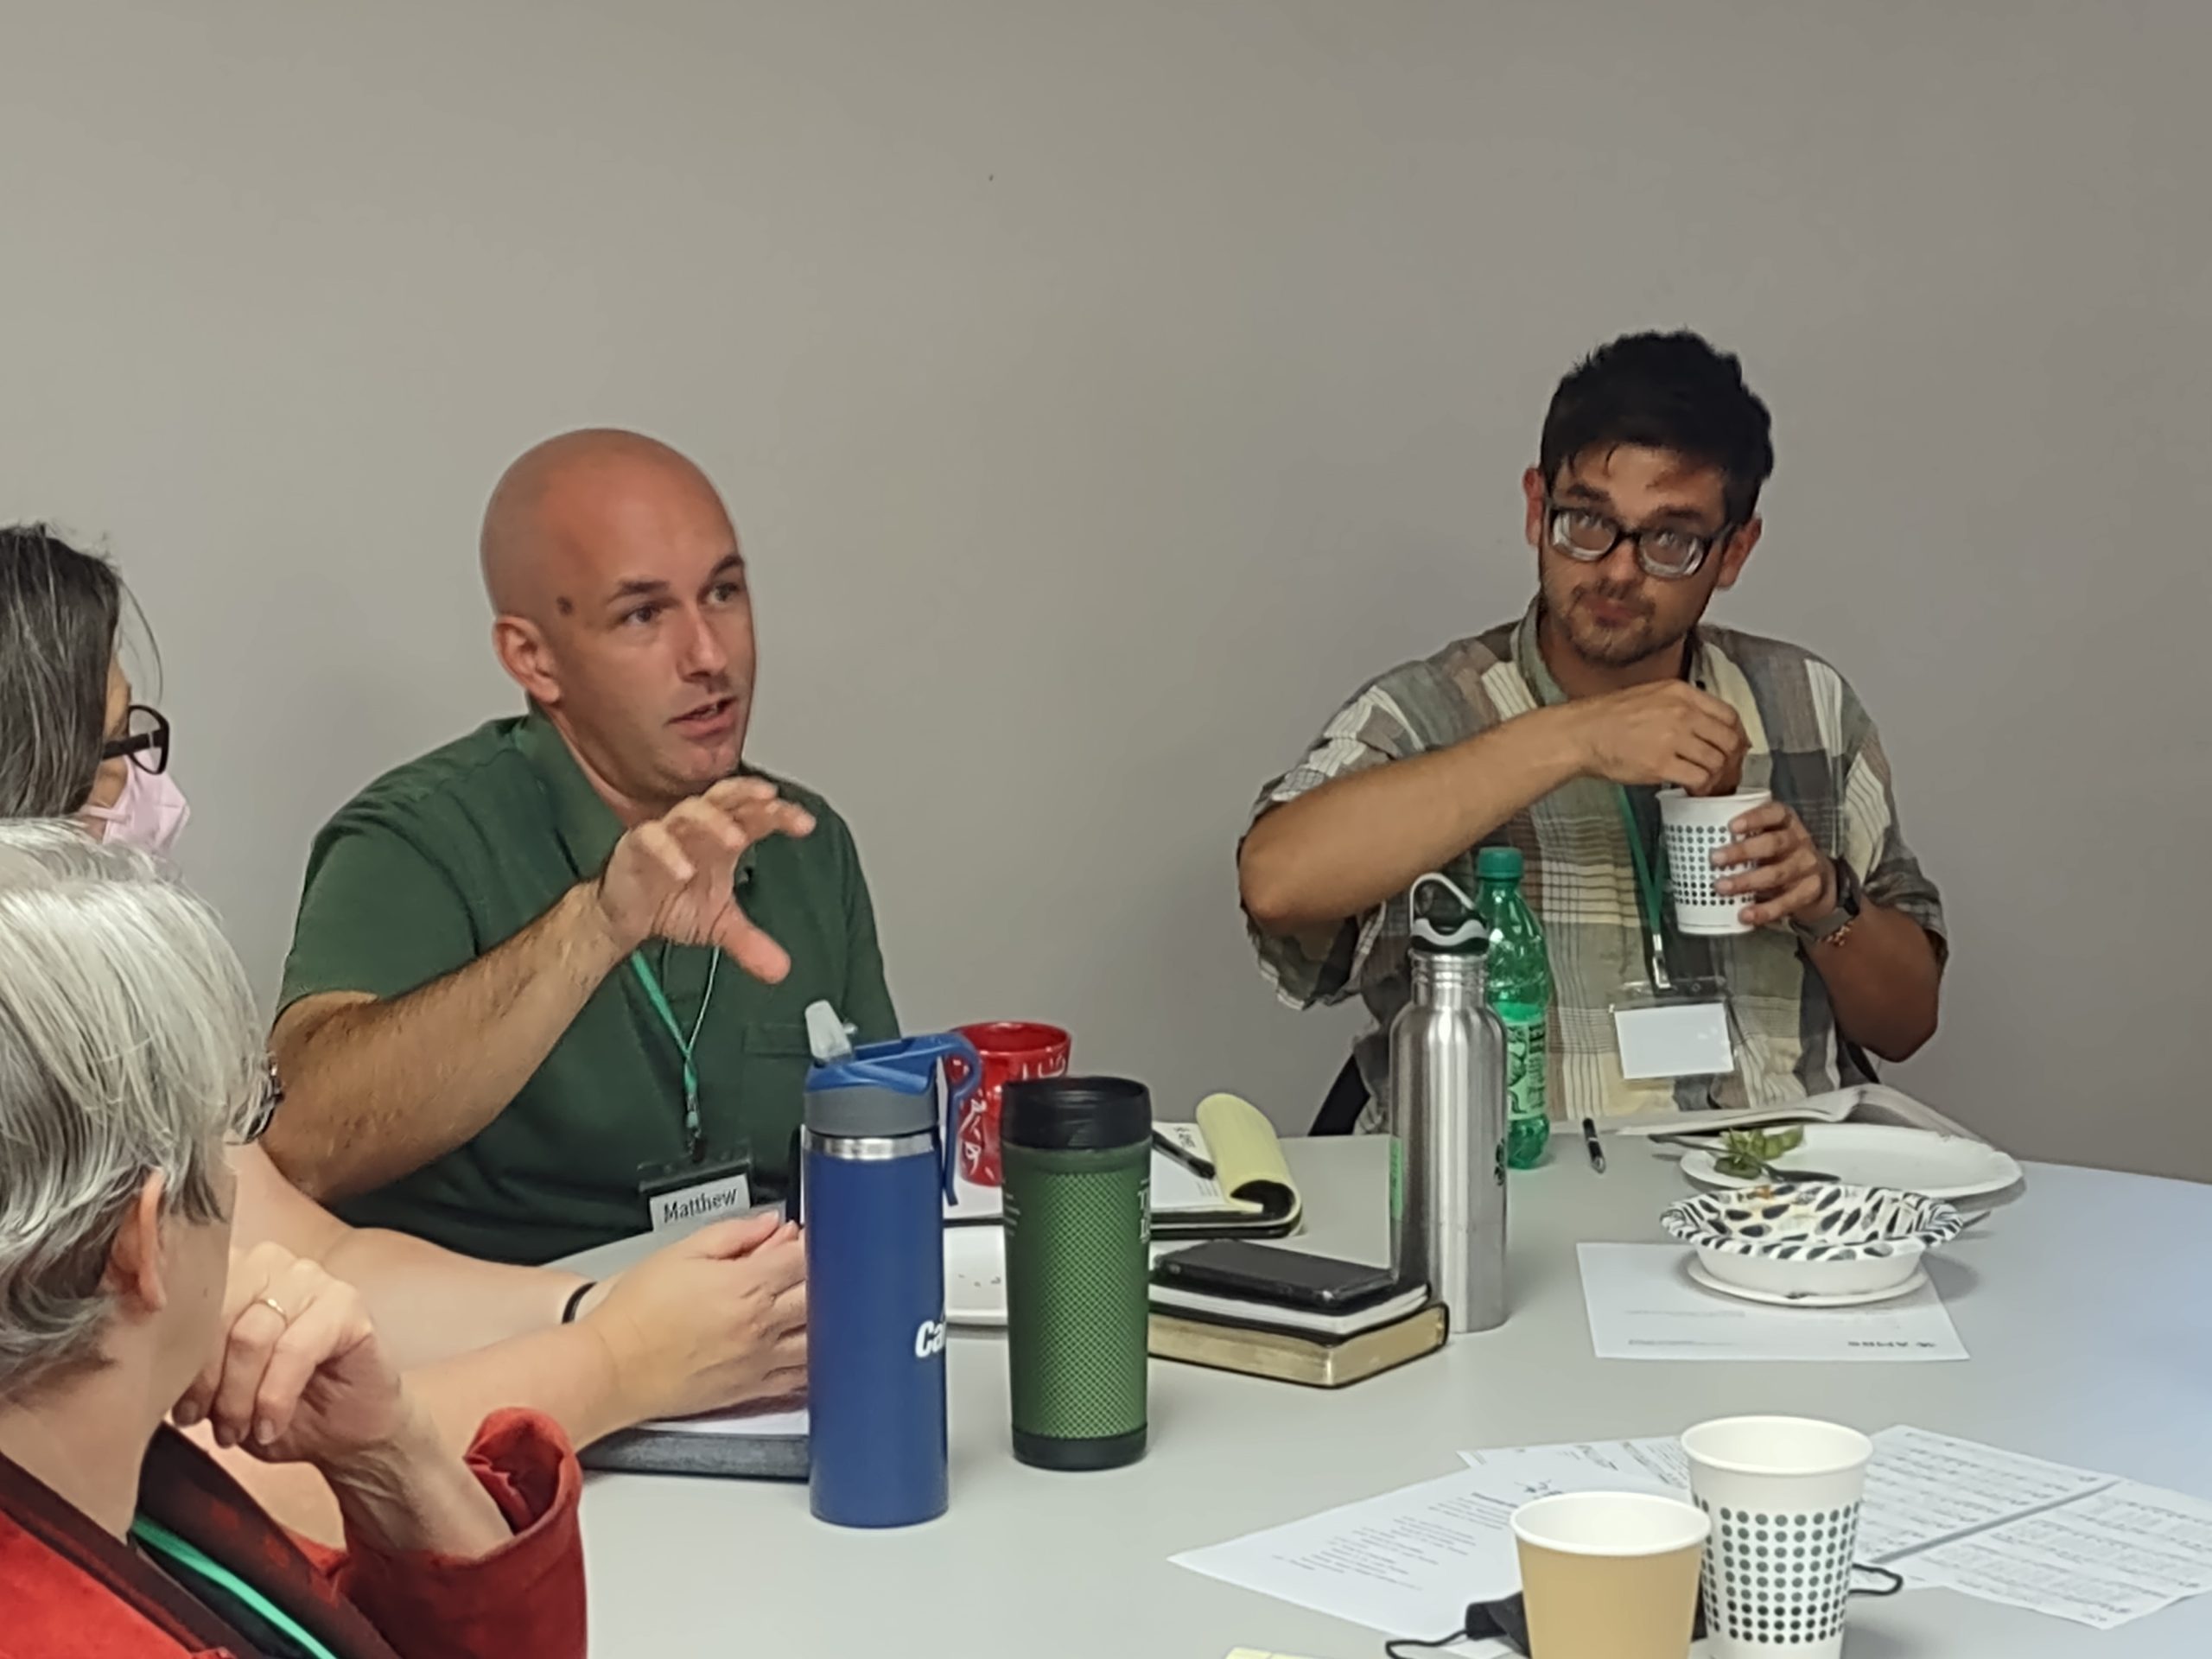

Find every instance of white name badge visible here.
[646,1169,753,1232]
[1614,1001,1734,1081]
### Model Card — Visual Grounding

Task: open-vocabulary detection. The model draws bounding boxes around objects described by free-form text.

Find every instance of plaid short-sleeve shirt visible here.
[1247,604,1946,1124]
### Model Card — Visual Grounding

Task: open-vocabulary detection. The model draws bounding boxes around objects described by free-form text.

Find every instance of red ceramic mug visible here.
[948,1021,1071,1186]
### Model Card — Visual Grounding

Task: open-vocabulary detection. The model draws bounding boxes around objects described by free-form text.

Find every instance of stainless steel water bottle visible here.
[1389,873,1509,1335]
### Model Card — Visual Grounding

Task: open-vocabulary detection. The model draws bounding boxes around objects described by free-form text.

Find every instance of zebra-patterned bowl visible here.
[1661,1183,1965,1300]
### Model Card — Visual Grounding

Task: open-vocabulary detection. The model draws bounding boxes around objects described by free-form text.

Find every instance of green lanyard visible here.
[628,947,720,1161]
[131,1516,341,1659]
[528,761,727,1164]
[1613,785,1674,991]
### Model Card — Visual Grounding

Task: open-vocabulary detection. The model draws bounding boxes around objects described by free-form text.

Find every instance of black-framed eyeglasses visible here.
[1544,496,1733,581]
[100,703,171,775]
[232,1058,283,1146]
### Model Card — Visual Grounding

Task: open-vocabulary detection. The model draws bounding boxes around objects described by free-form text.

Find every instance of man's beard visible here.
[1547,578,1689,669]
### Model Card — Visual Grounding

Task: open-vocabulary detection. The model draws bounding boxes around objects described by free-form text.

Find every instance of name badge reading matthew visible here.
[639,1147,754,1233]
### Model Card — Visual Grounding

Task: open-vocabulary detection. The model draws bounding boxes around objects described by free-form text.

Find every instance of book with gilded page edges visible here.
[1148,1301,1447,1389]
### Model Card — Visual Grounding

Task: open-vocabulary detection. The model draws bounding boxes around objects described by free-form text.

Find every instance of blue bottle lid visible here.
[806,1034,980,1141]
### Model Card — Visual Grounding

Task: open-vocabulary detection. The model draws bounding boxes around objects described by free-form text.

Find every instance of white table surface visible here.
[564,1138,2212,1658]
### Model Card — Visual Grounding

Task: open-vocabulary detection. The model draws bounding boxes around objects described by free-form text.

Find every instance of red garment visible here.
[0,1408,585,1659]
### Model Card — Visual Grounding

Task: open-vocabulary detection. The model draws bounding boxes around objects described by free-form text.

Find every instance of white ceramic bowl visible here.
[1660,1182,1963,1299]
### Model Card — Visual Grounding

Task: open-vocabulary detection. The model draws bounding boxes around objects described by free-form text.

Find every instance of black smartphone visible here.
[1152,1240,1402,1311]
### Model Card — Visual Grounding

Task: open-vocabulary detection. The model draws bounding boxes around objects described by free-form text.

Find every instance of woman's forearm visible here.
[320,1402,512,1559]
[317,1227,582,1370]
[404,1324,632,1459]
[195,1324,629,1547]
[229,1142,582,1372]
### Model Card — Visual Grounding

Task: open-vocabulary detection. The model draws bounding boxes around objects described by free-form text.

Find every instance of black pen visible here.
[1581,1116,1607,1174]
[1152,1128,1216,1180]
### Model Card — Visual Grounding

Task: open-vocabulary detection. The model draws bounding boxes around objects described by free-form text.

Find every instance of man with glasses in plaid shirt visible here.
[1239,331,1946,1126]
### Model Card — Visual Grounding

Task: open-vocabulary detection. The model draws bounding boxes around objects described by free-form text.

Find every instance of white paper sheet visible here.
[1855,1426,2111,1561]
[1455,1431,2107,1578]
[1150,1121,1227,1209]
[1227,1646,1508,1659]
[1904,1482,2212,1630]
[1182,1432,2212,1641]
[1173,1470,1528,1638]
[639,1403,807,1437]
[1576,1243,1967,1362]
[1456,1440,1688,1504]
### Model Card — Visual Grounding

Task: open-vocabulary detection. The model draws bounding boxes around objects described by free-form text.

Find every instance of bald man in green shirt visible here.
[267,430,898,1263]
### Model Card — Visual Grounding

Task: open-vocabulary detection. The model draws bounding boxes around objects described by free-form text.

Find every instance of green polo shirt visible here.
[278,711,899,1263]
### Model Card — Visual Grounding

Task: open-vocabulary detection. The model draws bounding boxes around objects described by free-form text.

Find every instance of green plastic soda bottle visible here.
[1474,847,1551,1169]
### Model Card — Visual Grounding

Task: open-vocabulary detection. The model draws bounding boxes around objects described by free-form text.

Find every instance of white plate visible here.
[944,1224,1007,1326]
[1687,1257,1929,1308]
[1679,1122,2022,1202]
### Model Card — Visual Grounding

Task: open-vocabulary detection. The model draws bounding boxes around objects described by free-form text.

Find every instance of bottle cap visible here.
[805,999,856,1063]
[1476,846,1524,881]
[1408,874,1491,953]
[1002,1076,1152,1152]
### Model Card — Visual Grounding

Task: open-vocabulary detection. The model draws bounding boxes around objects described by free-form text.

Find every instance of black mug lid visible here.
[1001,1075,1152,1151]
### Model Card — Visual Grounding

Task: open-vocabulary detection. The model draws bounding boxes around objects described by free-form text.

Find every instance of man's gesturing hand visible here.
[594,778,815,981]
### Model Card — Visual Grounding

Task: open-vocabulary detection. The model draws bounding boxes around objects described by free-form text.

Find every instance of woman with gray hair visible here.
[0,524,809,1541]
[0,822,584,1657]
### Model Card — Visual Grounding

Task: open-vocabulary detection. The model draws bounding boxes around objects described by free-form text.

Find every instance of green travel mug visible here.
[1001,1075,1152,1471]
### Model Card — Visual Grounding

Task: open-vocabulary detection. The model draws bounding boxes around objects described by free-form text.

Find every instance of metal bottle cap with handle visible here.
[1389,874,1510,1336]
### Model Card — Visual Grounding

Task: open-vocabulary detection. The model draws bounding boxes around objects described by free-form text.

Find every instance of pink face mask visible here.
[82,763,192,858]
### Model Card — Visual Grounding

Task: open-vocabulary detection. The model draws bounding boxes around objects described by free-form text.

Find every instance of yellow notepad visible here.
[1151,1092,1303,1238]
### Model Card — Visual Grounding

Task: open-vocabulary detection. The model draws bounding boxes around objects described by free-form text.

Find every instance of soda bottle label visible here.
[1503,1015,1546,1125]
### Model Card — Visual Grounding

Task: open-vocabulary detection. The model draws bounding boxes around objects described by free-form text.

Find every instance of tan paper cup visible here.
[1512,1491,1711,1658]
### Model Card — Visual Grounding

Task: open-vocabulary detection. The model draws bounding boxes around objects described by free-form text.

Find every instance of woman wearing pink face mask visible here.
[0,527,183,857]
[83,685,191,853]
[0,526,180,853]
[0,524,810,1541]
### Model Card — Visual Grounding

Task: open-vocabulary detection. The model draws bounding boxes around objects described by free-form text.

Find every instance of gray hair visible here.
[0,821,260,1395]
[0,524,125,819]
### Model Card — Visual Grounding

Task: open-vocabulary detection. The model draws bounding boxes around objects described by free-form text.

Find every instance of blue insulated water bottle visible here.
[801,1032,980,1529]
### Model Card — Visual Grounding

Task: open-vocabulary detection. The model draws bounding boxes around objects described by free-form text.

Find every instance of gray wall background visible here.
[4,1,2206,1179]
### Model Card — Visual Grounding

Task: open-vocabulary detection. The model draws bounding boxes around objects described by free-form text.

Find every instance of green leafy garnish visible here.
[1714,1125,1806,1179]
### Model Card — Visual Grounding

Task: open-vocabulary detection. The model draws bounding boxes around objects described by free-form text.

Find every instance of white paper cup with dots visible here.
[1681,1415,1873,1659]
[1658,788,1770,936]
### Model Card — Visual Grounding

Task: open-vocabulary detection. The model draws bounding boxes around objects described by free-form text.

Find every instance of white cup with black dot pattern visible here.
[1681,1415,1873,1659]
[1657,788,1771,936]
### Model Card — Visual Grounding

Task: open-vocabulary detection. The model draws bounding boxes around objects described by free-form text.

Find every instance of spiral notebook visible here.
[1149,1093,1304,1238]
[946,1092,1301,1238]
[579,1402,808,1480]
